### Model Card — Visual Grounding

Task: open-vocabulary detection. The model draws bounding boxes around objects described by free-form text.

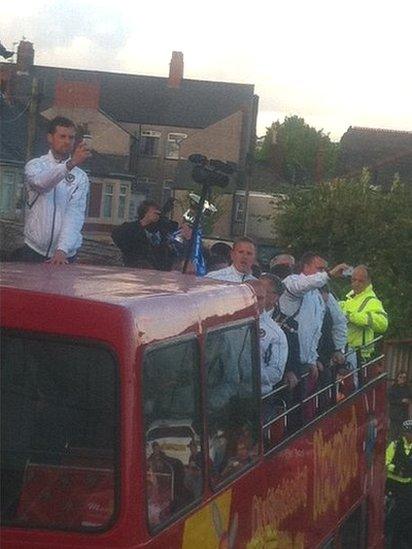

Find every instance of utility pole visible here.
[242,151,253,236]
[26,77,39,162]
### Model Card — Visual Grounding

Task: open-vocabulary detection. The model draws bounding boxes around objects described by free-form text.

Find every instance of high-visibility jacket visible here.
[340,284,388,357]
[386,436,412,484]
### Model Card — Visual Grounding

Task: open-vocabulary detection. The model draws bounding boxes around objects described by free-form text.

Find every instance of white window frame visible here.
[140,130,161,157]
[234,197,245,223]
[102,183,114,218]
[117,184,128,220]
[91,182,131,223]
[0,168,23,219]
[165,132,187,160]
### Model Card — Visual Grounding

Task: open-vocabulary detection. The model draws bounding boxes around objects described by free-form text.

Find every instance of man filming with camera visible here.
[112,200,180,271]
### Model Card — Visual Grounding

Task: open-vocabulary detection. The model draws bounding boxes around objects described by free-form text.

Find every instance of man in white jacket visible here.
[206,237,257,282]
[13,116,90,265]
[259,274,288,394]
[278,252,348,381]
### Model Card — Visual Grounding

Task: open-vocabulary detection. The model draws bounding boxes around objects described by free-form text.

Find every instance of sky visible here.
[2,0,412,141]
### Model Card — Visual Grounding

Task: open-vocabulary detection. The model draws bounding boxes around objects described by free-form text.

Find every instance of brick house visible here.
[339,126,412,188]
[1,42,258,241]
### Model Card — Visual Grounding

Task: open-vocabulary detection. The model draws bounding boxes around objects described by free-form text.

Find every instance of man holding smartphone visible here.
[11,116,91,265]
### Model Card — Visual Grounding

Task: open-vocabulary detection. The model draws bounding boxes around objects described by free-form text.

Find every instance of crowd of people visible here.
[207,238,390,424]
[7,114,411,541]
[11,115,392,418]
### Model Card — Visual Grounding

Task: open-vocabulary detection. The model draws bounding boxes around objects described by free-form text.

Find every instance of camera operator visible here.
[111,200,178,271]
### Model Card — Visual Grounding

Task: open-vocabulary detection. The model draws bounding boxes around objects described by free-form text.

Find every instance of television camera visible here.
[182,155,237,273]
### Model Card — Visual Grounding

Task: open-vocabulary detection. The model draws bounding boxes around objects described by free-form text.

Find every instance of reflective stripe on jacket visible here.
[386,437,412,484]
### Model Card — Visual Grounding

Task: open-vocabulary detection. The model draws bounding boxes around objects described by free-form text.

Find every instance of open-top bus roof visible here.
[0,264,257,344]
[0,263,251,303]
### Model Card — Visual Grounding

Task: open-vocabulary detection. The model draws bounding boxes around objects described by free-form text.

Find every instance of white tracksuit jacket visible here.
[24,151,89,258]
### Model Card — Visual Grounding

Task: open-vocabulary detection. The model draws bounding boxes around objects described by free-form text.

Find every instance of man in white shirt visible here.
[206,237,256,282]
[278,252,348,381]
[259,274,288,395]
[12,116,90,265]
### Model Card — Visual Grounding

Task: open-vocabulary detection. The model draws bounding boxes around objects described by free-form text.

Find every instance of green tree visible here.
[273,172,412,338]
[257,116,339,185]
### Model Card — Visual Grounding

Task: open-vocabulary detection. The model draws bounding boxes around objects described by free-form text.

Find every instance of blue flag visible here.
[192,226,206,276]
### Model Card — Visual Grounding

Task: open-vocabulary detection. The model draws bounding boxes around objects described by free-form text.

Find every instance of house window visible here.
[128,192,147,221]
[118,184,128,219]
[136,178,159,201]
[0,170,17,216]
[234,195,245,223]
[87,182,103,218]
[102,183,114,218]
[129,134,139,172]
[165,133,187,160]
[87,181,131,222]
[162,181,173,205]
[140,131,161,157]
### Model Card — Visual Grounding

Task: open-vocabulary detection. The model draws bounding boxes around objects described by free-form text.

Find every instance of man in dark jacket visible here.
[386,419,412,547]
[112,200,177,270]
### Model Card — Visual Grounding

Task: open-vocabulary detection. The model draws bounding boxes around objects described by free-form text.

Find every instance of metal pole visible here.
[182,183,208,273]
[242,152,253,236]
[26,77,38,162]
[21,77,39,224]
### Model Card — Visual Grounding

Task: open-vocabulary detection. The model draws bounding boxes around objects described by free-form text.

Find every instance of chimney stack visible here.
[16,40,34,76]
[168,51,183,89]
[10,40,35,102]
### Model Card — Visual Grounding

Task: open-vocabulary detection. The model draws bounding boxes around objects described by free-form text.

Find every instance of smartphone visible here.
[82,134,92,150]
[343,266,354,277]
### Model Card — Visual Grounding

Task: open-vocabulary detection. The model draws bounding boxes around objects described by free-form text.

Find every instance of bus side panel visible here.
[148,380,387,549]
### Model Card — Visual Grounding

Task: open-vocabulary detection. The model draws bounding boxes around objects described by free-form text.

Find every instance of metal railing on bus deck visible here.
[261,336,385,450]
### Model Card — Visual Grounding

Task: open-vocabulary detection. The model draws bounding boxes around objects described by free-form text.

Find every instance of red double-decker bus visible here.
[0,263,387,548]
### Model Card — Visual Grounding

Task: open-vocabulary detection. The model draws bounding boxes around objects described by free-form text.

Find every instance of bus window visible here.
[0,331,117,531]
[142,338,203,531]
[205,322,260,488]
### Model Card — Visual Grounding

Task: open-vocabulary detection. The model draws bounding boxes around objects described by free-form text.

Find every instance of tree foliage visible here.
[257,116,339,185]
[273,171,412,338]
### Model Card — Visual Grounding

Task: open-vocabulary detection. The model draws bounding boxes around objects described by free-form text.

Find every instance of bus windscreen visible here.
[0,331,118,532]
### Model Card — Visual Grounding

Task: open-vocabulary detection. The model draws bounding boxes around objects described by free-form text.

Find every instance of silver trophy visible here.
[183,192,217,226]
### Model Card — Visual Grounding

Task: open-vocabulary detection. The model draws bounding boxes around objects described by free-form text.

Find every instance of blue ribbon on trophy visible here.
[170,193,217,276]
[192,223,206,276]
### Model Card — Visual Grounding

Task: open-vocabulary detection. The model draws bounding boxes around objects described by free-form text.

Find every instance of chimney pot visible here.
[168,51,184,89]
[16,40,34,76]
